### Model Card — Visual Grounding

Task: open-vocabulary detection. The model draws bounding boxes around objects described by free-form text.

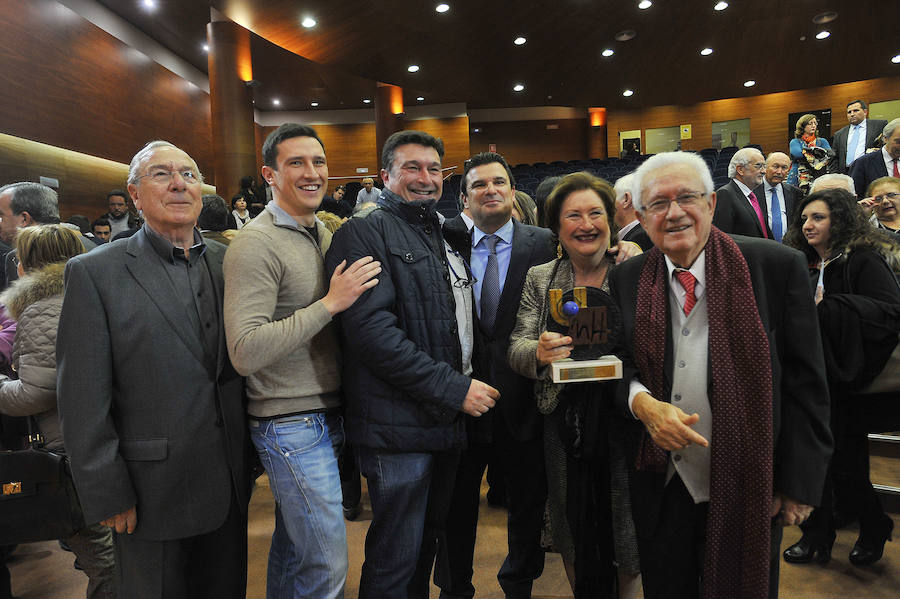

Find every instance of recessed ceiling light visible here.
[142,0,155,9]
[363,99,371,104]
[416,96,425,101]
[301,17,317,28]
[310,102,319,107]
[638,1,652,9]
[615,30,637,42]
[602,49,615,57]
[743,80,756,87]
[815,30,831,40]
[714,1,728,10]
[435,3,450,13]
[813,11,838,24]
[700,47,713,56]
[202,43,209,52]
[892,54,900,64]
[473,128,481,133]
[407,65,419,72]
[273,99,281,106]
[513,83,525,92]
[623,89,634,97]
[514,37,527,45]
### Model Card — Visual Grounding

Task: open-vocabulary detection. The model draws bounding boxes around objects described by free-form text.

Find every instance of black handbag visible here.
[0,419,85,544]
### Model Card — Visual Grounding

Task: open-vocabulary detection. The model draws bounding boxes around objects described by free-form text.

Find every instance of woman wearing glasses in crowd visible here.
[860,176,900,239]
[0,225,116,598]
[782,188,900,567]
[508,172,640,598]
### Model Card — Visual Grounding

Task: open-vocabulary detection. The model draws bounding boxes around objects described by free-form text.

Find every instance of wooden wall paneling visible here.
[0,0,213,186]
[403,117,470,176]
[468,119,588,166]
[606,76,900,159]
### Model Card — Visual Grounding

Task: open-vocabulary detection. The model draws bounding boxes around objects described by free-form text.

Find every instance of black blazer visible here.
[712,179,772,239]
[850,149,891,199]
[753,182,804,231]
[57,230,250,540]
[444,217,555,442]
[608,236,832,537]
[833,118,888,175]
[619,221,654,251]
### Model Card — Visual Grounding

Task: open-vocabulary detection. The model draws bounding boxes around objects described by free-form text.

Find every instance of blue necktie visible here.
[480,235,500,331]
[770,188,783,243]
[847,125,861,166]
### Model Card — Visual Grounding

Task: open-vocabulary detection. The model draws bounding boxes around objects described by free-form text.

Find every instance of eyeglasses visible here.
[748,162,766,170]
[137,168,200,185]
[874,192,900,202]
[644,192,707,216]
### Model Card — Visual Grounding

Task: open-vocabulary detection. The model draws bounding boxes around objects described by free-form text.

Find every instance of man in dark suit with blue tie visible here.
[832,100,888,174]
[754,152,804,242]
[439,152,555,598]
[57,141,250,598]
[850,118,900,199]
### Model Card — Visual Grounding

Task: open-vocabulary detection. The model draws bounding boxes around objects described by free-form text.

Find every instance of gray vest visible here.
[666,292,712,503]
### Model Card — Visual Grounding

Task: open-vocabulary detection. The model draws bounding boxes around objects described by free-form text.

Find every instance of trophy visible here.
[546,286,623,383]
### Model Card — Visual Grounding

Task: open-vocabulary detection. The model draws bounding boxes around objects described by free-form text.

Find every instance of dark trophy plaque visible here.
[546,286,623,383]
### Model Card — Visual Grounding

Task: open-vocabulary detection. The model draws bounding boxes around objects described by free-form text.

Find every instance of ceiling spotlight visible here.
[273,99,281,106]
[615,30,637,42]
[473,128,482,133]
[435,3,450,12]
[416,96,425,101]
[202,43,209,52]
[892,54,900,64]
[602,49,614,57]
[310,102,319,107]
[407,65,420,72]
[815,30,831,40]
[743,80,756,87]
[714,1,728,10]
[700,47,713,56]
[514,37,527,45]
[142,0,156,9]
[513,83,525,92]
[623,89,634,97]
[638,1,652,9]
[813,11,838,24]
[363,98,371,104]
[301,17,317,28]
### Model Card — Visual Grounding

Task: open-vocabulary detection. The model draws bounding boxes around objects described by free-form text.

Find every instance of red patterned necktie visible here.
[747,191,769,239]
[675,269,697,316]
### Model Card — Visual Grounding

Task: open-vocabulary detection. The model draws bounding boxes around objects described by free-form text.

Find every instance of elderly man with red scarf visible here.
[609,151,832,599]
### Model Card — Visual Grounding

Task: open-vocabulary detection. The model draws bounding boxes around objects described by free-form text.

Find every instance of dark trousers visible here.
[114,490,247,599]
[639,475,783,599]
[435,425,546,599]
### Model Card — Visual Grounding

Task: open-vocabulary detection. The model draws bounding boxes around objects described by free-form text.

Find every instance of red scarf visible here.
[633,227,773,598]
[801,133,817,147]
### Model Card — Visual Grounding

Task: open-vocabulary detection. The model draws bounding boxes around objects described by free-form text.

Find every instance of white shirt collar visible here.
[618,219,640,239]
[459,211,474,231]
[733,178,754,197]
[664,250,706,299]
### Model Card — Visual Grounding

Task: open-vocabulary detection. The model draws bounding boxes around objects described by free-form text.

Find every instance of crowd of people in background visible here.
[0,98,898,599]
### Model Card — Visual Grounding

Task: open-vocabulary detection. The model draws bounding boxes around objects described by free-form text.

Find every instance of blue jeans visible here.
[250,413,347,599]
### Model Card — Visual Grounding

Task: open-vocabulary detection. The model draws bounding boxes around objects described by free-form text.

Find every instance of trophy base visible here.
[551,355,623,383]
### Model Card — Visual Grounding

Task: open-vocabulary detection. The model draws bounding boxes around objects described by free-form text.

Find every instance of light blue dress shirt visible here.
[471,218,514,319]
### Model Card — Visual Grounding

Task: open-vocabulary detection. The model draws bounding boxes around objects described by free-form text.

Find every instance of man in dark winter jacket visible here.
[326,130,498,598]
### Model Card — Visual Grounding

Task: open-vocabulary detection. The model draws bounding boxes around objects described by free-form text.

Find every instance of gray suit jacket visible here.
[833,118,888,174]
[57,228,249,541]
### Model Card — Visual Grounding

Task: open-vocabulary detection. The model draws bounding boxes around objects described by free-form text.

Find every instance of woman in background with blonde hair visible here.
[0,225,116,598]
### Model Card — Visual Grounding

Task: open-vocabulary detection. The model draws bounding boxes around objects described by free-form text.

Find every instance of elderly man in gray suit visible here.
[57,141,250,598]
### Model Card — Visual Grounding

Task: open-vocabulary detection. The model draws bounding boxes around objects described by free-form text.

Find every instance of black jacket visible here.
[325,191,471,451]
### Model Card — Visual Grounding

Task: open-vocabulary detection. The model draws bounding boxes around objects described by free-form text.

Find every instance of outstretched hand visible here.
[633,391,709,451]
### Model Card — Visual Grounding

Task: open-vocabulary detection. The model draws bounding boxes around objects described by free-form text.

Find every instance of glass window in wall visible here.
[644,126,681,154]
[711,119,751,150]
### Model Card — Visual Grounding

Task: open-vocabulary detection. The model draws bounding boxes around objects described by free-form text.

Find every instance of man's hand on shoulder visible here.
[101,505,137,534]
[632,391,709,450]
[321,256,382,316]
[461,379,499,417]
